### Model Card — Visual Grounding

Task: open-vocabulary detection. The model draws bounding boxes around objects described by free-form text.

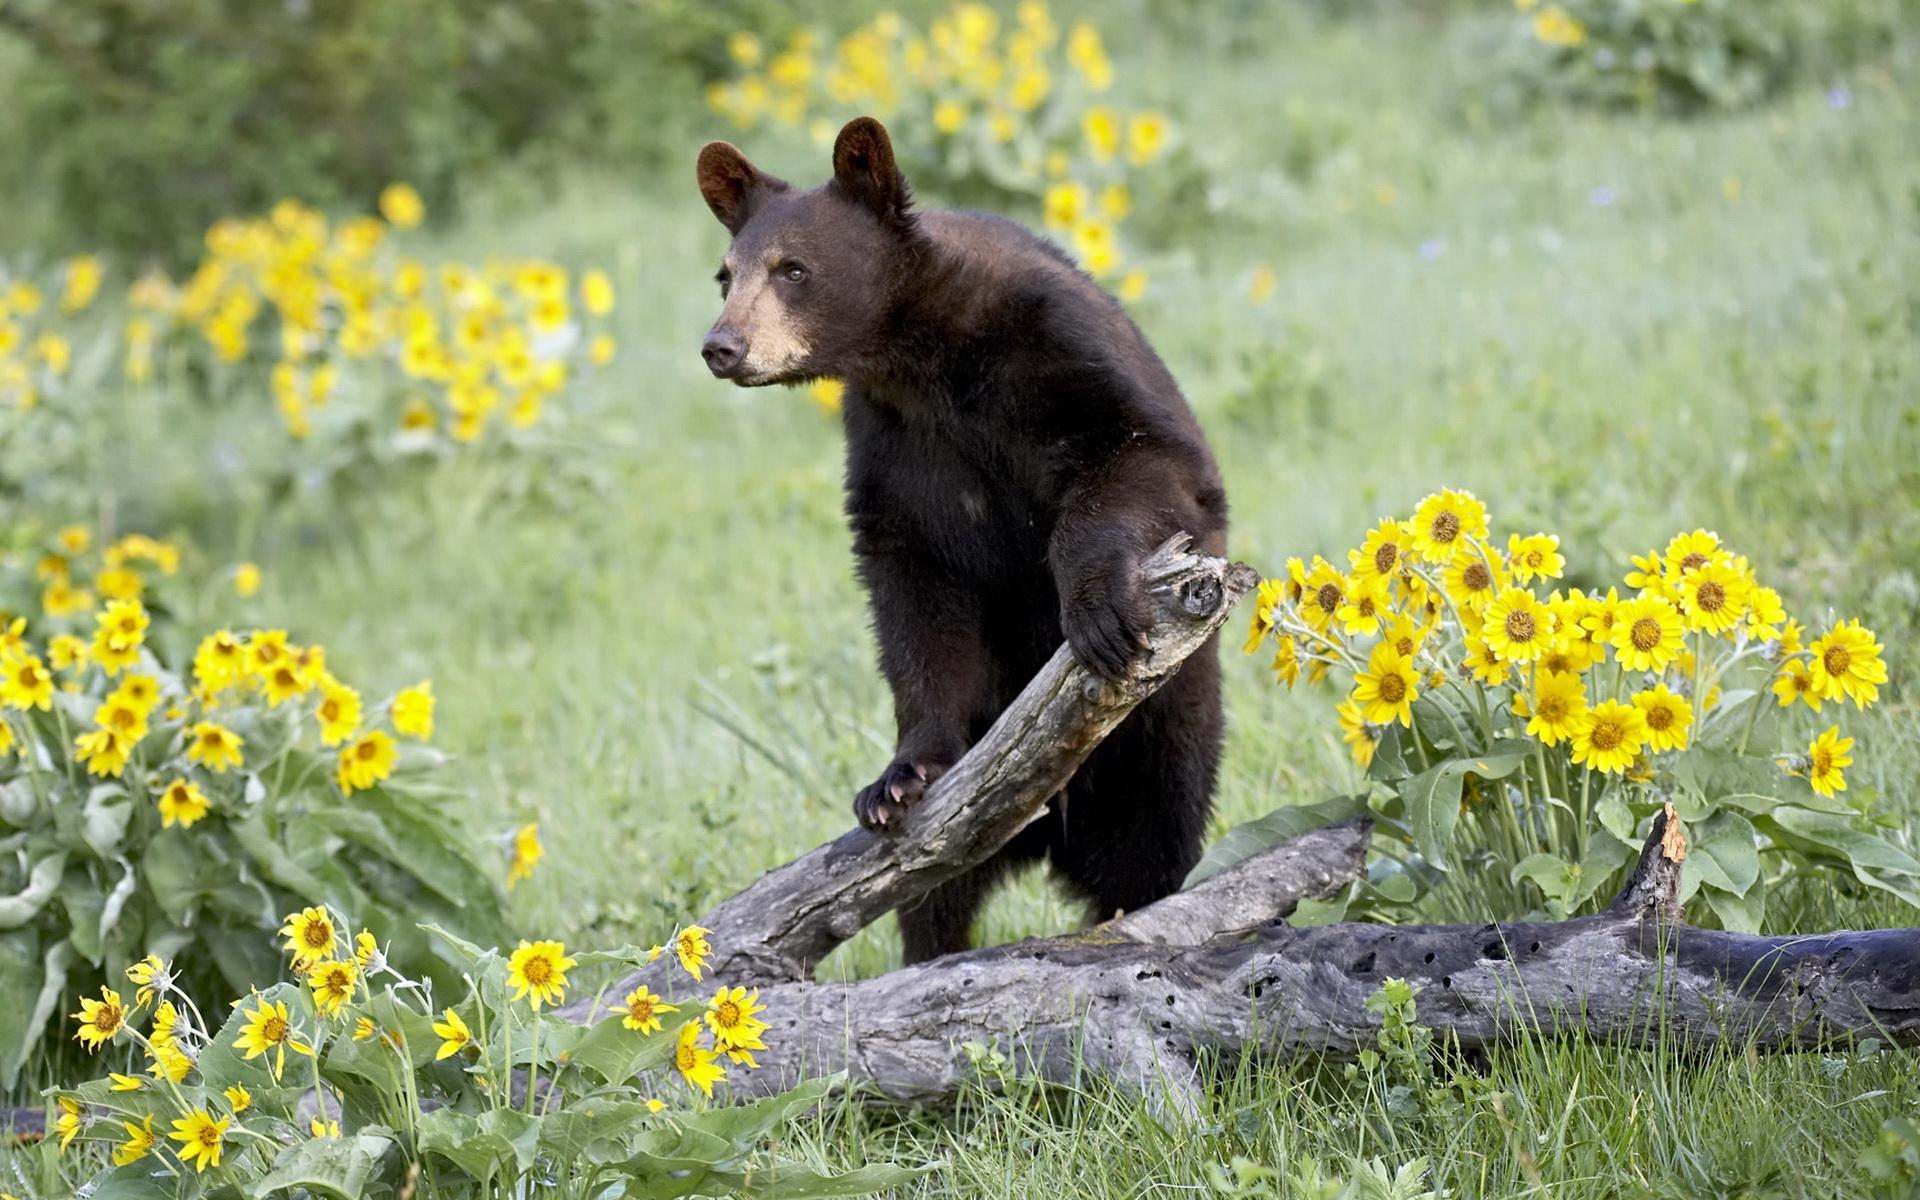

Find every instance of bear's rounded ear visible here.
[697,141,787,235]
[831,117,914,230]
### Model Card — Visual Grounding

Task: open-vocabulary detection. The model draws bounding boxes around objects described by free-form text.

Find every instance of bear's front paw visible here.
[1062,584,1150,683]
[853,758,948,832]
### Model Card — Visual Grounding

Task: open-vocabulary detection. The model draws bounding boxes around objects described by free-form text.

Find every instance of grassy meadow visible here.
[5,3,1919,1196]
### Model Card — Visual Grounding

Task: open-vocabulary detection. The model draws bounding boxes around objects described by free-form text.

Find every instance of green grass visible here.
[8,4,1920,1196]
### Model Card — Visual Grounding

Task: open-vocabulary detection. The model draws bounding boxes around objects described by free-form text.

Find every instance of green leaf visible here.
[81,784,134,858]
[1366,723,1412,783]
[1182,795,1370,888]
[0,929,42,1088]
[1567,832,1636,909]
[1681,811,1760,899]
[81,1163,179,1199]
[676,1074,843,1149]
[197,982,320,1095]
[1399,746,1532,871]
[1,935,71,1088]
[417,1107,543,1179]
[570,1008,696,1087]
[0,852,65,929]
[1701,875,1767,934]
[732,1161,935,1198]
[246,1131,394,1199]
[1762,807,1920,908]
[1509,853,1577,903]
[536,1100,660,1162]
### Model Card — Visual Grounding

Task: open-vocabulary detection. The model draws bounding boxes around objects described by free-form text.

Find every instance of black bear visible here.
[696,117,1228,963]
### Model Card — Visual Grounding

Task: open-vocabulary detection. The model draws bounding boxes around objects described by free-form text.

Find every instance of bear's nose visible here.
[701,329,745,378]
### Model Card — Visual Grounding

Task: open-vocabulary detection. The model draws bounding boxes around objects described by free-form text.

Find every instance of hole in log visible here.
[1351,951,1376,975]
[1135,969,1161,982]
[1423,952,1436,964]
[1165,994,1176,1006]
[1482,942,1507,962]
[1529,941,1542,954]
[1441,976,1453,989]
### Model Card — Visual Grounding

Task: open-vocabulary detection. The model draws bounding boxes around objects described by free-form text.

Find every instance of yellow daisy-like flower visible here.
[150,1000,179,1049]
[94,695,150,749]
[314,677,362,747]
[109,1072,144,1092]
[1461,632,1511,686]
[169,1108,231,1173]
[224,1084,252,1113]
[1243,579,1285,654]
[1350,519,1411,583]
[621,985,680,1034]
[674,1021,726,1098]
[1772,659,1822,712]
[1662,528,1723,579]
[186,721,245,772]
[233,562,263,598]
[1337,699,1380,769]
[235,998,314,1079]
[705,986,770,1054]
[1298,560,1347,633]
[1743,585,1787,642]
[1441,546,1505,613]
[1481,587,1556,665]
[379,182,426,229]
[1521,671,1587,747]
[353,1016,378,1042]
[507,822,543,889]
[1408,489,1489,563]
[1270,636,1301,687]
[281,906,339,967]
[261,659,310,707]
[1505,533,1564,584]
[245,629,292,678]
[307,959,359,1018]
[110,674,160,714]
[192,631,248,692]
[432,1008,473,1059]
[156,778,211,829]
[92,599,149,675]
[1610,595,1685,673]
[580,269,616,316]
[1806,726,1854,799]
[0,654,53,711]
[1571,699,1648,776]
[1351,641,1419,728]
[56,1097,83,1149]
[1632,684,1694,753]
[48,633,88,671]
[675,925,713,982]
[310,1117,340,1138]
[1807,620,1887,709]
[147,1041,191,1083]
[1335,574,1392,637]
[1676,558,1749,636]
[336,730,397,794]
[71,986,127,1051]
[113,1115,156,1167]
[75,728,132,778]
[506,939,577,1010]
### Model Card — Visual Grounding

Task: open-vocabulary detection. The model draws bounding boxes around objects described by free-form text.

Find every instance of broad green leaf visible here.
[197,982,320,1094]
[537,1099,660,1162]
[0,853,64,929]
[1509,852,1577,903]
[1366,723,1413,783]
[417,1106,543,1179]
[1681,811,1761,899]
[1702,875,1767,934]
[733,1160,936,1198]
[570,1008,696,1086]
[246,1131,394,1199]
[0,929,43,1087]
[1568,832,1636,909]
[1,936,71,1088]
[1182,795,1369,888]
[80,1163,178,1199]
[676,1074,843,1149]
[1762,807,1920,908]
[81,785,134,858]
[1400,746,1532,871]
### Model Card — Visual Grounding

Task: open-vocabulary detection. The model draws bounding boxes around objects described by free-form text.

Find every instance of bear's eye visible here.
[779,262,808,284]
[714,266,731,298]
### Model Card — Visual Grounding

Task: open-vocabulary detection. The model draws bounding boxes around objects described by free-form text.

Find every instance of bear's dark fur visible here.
[697,118,1227,963]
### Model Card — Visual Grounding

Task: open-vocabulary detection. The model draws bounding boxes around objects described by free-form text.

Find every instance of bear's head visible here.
[696,116,917,387]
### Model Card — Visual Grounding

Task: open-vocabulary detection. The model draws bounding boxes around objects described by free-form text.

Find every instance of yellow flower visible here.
[233,562,262,598]
[109,1072,144,1092]
[1481,587,1556,665]
[1082,106,1120,161]
[1065,22,1113,90]
[1099,182,1131,221]
[1505,533,1564,585]
[675,925,713,982]
[621,985,680,1034]
[1743,585,1787,642]
[157,778,211,829]
[354,930,381,970]
[1532,5,1587,46]
[261,657,310,706]
[224,1084,252,1113]
[169,1108,231,1173]
[506,939,577,1010]
[1461,633,1510,686]
[71,986,127,1051]
[43,579,93,618]
[1247,262,1277,304]
[1662,528,1722,578]
[246,628,292,677]
[336,730,398,794]
[56,1097,83,1150]
[150,1000,179,1049]
[353,1016,378,1042]
[62,255,104,313]
[580,269,616,316]
[674,1021,726,1098]
[1571,699,1647,776]
[1610,595,1685,673]
[1243,579,1285,654]
[1632,684,1694,753]
[310,1117,340,1138]
[307,959,359,1017]
[1408,490,1489,563]
[1270,636,1301,688]
[1043,182,1088,231]
[1807,620,1887,709]
[1352,642,1419,728]
[1125,112,1170,166]
[432,1008,473,1059]
[281,905,339,968]
[1298,559,1347,633]
[0,654,53,711]
[590,334,618,366]
[507,822,543,889]
[1350,519,1412,583]
[92,599,149,675]
[1442,547,1505,613]
[1676,558,1749,636]
[147,1041,192,1083]
[380,183,426,229]
[187,720,245,772]
[392,681,435,739]
[113,1115,156,1167]
[193,631,248,692]
[705,986,770,1054]
[94,694,150,748]
[75,728,131,778]
[933,99,968,134]
[50,634,89,670]
[1772,659,1822,712]
[1522,671,1587,747]
[727,31,763,66]
[1335,574,1392,637]
[1806,726,1854,799]
[1116,269,1148,302]
[1337,699,1379,769]
[235,998,314,1079]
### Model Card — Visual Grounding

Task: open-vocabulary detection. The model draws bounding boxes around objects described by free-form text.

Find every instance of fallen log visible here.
[564,533,1260,1012]
[697,808,1919,1111]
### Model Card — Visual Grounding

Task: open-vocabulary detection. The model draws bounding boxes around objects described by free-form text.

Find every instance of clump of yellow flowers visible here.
[1240,489,1911,928]
[43,907,839,1199]
[708,2,1174,298]
[125,191,620,446]
[0,255,102,414]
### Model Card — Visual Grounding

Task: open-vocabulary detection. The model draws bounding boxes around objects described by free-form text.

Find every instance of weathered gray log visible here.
[705,808,1920,1110]
[564,534,1259,1018]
